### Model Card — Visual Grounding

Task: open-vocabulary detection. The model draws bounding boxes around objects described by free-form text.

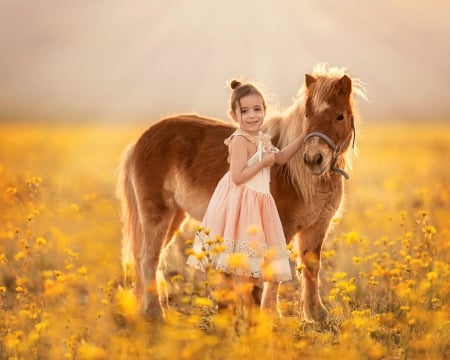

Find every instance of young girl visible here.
[186,80,304,310]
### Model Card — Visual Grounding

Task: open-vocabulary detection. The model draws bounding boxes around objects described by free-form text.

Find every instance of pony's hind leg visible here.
[135,195,183,321]
[157,209,187,308]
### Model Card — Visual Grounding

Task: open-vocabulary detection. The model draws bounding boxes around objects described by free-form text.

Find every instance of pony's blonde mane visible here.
[263,63,367,203]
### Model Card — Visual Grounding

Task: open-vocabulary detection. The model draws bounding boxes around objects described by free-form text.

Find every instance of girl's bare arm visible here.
[274,136,303,164]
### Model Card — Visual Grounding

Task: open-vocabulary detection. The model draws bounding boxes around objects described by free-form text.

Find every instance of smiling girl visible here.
[187,80,304,311]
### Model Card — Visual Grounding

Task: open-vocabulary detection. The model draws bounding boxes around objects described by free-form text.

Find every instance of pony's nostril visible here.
[303,154,308,165]
[315,154,324,165]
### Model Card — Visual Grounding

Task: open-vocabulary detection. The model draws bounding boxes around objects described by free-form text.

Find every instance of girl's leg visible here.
[216,273,235,311]
[260,281,280,315]
[234,275,259,309]
[233,275,260,331]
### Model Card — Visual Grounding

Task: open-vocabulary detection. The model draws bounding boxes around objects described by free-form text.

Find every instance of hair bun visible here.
[230,80,241,90]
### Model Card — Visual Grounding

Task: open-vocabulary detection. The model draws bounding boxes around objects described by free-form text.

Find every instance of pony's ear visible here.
[305,74,317,89]
[340,75,352,96]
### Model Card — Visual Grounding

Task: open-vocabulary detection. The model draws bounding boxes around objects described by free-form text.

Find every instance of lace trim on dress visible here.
[215,239,292,281]
[215,252,292,282]
[216,256,264,278]
[186,232,292,282]
[221,239,290,259]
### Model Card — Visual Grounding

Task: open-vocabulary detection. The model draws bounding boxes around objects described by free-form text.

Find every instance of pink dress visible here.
[186,129,292,282]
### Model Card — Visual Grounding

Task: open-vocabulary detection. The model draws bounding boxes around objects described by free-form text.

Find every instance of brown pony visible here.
[116,64,366,322]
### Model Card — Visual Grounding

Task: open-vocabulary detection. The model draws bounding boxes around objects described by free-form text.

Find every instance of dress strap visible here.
[224,129,279,162]
[224,129,241,146]
[224,129,265,146]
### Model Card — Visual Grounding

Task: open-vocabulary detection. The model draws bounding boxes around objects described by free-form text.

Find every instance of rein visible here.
[303,121,355,180]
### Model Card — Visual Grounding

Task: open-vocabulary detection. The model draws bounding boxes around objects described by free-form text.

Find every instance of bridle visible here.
[303,117,355,180]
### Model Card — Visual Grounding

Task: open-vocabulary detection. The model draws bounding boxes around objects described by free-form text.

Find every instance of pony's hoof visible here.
[316,306,329,322]
[142,305,165,322]
[304,303,329,323]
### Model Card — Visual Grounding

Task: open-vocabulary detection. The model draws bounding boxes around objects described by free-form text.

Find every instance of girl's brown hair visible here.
[229,80,266,113]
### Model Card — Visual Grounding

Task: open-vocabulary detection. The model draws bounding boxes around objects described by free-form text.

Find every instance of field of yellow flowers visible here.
[0,121,449,359]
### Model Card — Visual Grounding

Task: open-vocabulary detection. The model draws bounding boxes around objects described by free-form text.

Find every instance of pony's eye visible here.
[337,114,345,121]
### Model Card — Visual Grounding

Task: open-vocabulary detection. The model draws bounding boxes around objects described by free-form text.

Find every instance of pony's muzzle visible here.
[303,147,330,176]
[303,153,324,166]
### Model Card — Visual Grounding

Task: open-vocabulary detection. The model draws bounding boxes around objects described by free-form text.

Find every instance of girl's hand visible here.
[261,152,276,168]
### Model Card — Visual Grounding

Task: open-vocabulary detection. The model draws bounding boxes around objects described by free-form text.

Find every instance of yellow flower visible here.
[431,298,441,308]
[77,265,88,276]
[32,176,43,183]
[115,289,138,319]
[426,271,438,281]
[44,279,66,298]
[194,252,206,261]
[342,295,351,303]
[321,250,335,259]
[368,344,386,359]
[64,248,79,259]
[35,236,47,246]
[3,331,23,350]
[247,225,261,235]
[227,253,247,269]
[6,187,17,194]
[77,342,107,360]
[332,272,347,281]
[211,245,227,255]
[170,274,183,283]
[193,297,213,307]
[263,263,276,280]
[70,203,80,212]
[35,320,49,332]
[417,210,430,218]
[329,287,340,297]
[19,309,34,319]
[344,231,359,244]
[422,225,437,239]
[14,251,26,261]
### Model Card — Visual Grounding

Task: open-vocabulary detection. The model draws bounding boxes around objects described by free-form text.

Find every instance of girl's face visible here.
[230,93,265,135]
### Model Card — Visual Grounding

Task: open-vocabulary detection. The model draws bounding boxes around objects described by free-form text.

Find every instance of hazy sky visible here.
[1,0,450,122]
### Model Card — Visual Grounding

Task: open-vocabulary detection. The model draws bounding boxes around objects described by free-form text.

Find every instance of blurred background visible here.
[1,0,449,123]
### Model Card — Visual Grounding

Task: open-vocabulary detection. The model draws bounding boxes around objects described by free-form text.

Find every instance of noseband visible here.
[303,124,355,180]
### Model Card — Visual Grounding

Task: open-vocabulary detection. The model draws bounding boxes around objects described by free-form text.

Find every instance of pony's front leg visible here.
[297,228,328,322]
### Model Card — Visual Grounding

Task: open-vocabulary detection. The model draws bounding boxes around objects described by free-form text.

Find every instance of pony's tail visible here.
[116,142,141,287]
